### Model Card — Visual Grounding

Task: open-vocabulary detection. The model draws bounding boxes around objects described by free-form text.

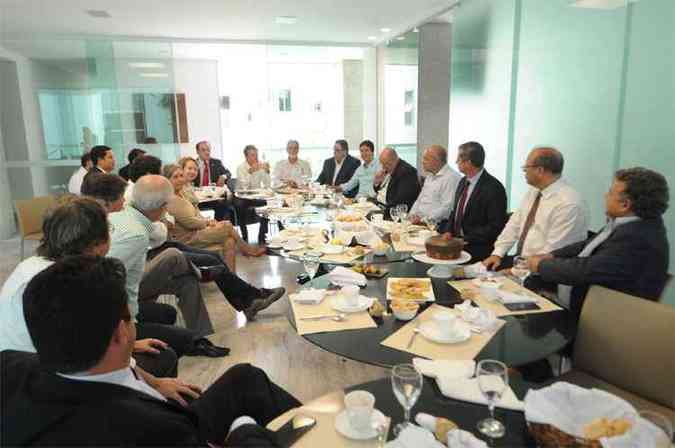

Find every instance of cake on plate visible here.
[424,235,463,260]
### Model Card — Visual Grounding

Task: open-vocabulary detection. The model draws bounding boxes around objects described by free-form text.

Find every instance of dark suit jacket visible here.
[538,217,670,318]
[1,351,279,447]
[80,166,106,194]
[374,159,420,219]
[119,164,132,181]
[438,170,508,261]
[193,158,232,187]
[316,154,361,197]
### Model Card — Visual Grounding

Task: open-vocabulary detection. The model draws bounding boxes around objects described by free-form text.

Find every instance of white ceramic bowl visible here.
[392,306,418,321]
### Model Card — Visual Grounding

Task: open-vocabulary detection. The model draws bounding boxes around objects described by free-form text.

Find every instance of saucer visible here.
[283,242,305,251]
[335,409,386,440]
[419,321,471,344]
[322,244,344,254]
[330,295,374,313]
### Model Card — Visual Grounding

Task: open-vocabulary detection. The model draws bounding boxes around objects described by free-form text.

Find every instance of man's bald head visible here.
[422,145,447,174]
[132,175,173,220]
[379,147,399,174]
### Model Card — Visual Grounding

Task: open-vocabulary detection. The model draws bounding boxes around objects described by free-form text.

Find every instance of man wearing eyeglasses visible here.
[316,139,361,197]
[483,147,589,271]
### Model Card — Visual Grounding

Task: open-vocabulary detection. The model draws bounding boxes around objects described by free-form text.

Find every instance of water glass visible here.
[476,359,508,438]
[391,363,423,436]
[303,256,320,285]
[512,256,530,286]
[390,207,400,224]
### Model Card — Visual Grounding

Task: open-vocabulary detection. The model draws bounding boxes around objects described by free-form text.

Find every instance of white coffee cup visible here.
[344,390,375,432]
[433,311,457,338]
[479,281,501,302]
[341,285,360,307]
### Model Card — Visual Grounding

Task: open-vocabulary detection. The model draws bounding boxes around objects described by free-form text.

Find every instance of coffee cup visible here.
[344,390,375,432]
[433,311,456,338]
[479,281,501,302]
[341,285,360,307]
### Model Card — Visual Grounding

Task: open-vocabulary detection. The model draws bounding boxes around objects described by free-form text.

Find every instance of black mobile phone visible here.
[503,302,541,312]
[275,415,317,447]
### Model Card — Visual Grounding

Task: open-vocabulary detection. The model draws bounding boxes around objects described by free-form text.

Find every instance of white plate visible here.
[283,242,305,251]
[267,243,283,249]
[419,320,471,344]
[321,244,344,254]
[330,295,374,313]
[335,409,387,440]
[412,251,471,265]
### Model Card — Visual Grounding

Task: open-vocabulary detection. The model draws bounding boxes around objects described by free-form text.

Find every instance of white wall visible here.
[384,65,418,144]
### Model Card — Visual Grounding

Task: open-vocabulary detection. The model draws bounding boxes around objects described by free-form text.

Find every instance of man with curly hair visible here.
[527,167,670,318]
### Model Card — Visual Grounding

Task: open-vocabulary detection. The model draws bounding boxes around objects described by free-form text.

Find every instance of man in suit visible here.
[373,147,421,219]
[118,148,146,181]
[81,145,115,193]
[1,255,301,446]
[316,139,361,197]
[438,142,508,262]
[195,140,232,188]
[528,167,670,318]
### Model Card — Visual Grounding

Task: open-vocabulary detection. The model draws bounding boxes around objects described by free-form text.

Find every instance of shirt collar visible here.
[612,215,641,227]
[127,205,155,234]
[467,168,484,184]
[430,164,450,178]
[539,177,564,199]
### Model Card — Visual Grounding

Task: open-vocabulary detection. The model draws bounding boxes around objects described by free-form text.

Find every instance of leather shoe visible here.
[186,338,230,357]
[243,287,285,321]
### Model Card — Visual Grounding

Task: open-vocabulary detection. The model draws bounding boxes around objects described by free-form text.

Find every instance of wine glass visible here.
[511,256,530,286]
[476,359,508,438]
[391,363,423,436]
[303,256,320,286]
[422,216,438,232]
[390,207,400,224]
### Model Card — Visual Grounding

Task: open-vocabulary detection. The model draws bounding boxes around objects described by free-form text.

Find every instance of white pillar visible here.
[417,23,452,167]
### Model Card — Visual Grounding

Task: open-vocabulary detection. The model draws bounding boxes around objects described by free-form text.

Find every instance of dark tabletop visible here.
[347,376,539,446]
[288,261,575,368]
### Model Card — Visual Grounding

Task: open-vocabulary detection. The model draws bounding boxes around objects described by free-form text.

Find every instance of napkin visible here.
[463,262,488,278]
[461,307,501,331]
[413,358,475,380]
[355,230,383,247]
[524,382,666,448]
[496,290,539,304]
[289,288,325,304]
[385,425,445,448]
[327,266,367,286]
[446,429,488,448]
[437,377,524,412]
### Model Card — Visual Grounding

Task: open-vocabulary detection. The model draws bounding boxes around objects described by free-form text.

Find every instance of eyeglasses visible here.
[521,164,541,171]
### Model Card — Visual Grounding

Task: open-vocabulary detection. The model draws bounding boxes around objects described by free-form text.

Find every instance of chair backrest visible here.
[574,285,675,409]
[14,196,56,237]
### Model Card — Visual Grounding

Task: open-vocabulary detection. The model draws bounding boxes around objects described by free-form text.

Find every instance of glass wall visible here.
[450,0,675,306]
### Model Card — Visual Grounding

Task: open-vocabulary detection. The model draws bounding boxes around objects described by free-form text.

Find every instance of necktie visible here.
[453,180,470,236]
[515,191,542,256]
[201,162,210,187]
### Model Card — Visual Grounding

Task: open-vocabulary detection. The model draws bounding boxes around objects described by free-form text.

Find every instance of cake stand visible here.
[411,251,472,278]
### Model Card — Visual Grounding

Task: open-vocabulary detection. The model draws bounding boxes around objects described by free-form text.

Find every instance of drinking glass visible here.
[303,256,320,286]
[511,256,530,286]
[391,363,423,436]
[422,216,438,232]
[476,359,508,438]
[390,207,400,224]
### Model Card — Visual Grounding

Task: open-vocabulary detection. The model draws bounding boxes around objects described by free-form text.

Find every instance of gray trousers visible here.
[139,247,214,338]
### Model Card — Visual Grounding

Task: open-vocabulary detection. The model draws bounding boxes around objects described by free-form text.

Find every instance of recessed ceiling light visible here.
[275,16,297,25]
[139,73,169,78]
[128,62,165,69]
[571,0,638,9]
[367,36,377,40]
[396,36,405,40]
[380,27,391,33]
[86,9,111,18]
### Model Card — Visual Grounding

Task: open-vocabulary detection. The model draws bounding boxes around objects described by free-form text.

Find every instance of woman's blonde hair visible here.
[162,163,181,180]
[178,156,198,170]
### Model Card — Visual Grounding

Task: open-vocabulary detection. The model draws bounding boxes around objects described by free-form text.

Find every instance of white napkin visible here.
[496,290,539,304]
[437,377,524,412]
[463,262,488,278]
[289,288,325,304]
[460,307,501,331]
[355,230,383,247]
[413,358,475,380]
[327,266,367,286]
[385,425,445,448]
[446,429,488,448]
[524,382,666,448]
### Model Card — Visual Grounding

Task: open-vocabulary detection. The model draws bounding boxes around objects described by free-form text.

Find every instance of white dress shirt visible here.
[273,159,312,186]
[68,166,88,195]
[236,162,271,189]
[332,159,344,185]
[59,364,166,401]
[410,165,461,221]
[492,178,589,258]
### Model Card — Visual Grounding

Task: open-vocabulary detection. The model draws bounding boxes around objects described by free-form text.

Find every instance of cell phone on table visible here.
[275,415,316,447]
[503,302,541,312]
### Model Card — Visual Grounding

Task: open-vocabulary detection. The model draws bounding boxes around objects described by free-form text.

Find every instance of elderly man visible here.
[273,139,312,187]
[67,152,92,194]
[334,140,379,199]
[81,145,115,191]
[409,145,461,224]
[483,147,589,271]
[317,139,361,197]
[108,175,227,358]
[373,147,420,219]
[438,142,508,262]
[528,167,670,317]
[236,145,271,190]
[195,140,231,187]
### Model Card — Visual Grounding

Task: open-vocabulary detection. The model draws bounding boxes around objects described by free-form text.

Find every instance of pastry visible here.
[583,417,632,440]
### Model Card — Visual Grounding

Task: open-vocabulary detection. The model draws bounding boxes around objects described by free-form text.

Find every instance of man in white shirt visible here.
[273,139,311,187]
[67,152,92,194]
[483,147,589,270]
[236,145,271,190]
[410,145,461,223]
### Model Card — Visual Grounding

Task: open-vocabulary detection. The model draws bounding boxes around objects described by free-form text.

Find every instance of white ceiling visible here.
[0,0,456,46]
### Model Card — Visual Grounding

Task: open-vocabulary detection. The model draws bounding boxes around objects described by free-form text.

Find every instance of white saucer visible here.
[412,251,471,265]
[419,321,471,344]
[267,243,283,249]
[283,242,305,251]
[321,244,344,254]
[330,295,374,313]
[335,409,387,440]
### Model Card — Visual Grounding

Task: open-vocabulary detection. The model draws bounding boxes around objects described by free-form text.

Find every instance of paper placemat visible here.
[386,277,435,302]
[287,247,372,264]
[290,291,377,335]
[448,277,563,316]
[380,304,505,360]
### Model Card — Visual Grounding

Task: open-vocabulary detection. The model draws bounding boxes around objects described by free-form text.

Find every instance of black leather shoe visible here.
[186,338,230,357]
[243,287,286,321]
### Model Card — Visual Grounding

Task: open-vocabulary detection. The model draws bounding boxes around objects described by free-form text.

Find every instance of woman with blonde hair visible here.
[163,164,265,272]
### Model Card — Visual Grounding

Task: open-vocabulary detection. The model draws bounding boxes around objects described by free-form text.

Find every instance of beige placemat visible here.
[380,304,505,360]
[290,291,377,335]
[448,277,563,316]
[288,247,372,264]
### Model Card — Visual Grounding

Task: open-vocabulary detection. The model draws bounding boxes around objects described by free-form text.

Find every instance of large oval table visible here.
[287,260,575,368]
